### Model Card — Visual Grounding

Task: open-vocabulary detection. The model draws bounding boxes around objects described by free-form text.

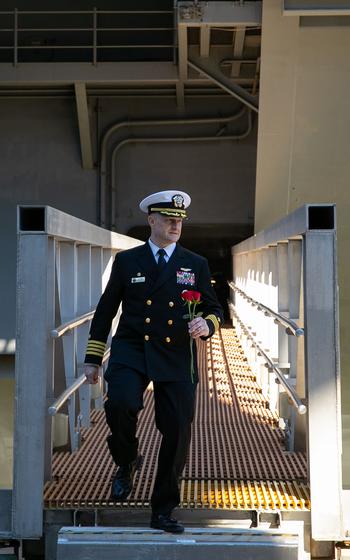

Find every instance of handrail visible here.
[48,347,111,416]
[228,302,307,415]
[48,374,87,416]
[51,310,95,338]
[228,281,304,337]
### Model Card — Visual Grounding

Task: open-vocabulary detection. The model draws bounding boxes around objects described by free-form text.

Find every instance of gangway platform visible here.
[44,327,309,513]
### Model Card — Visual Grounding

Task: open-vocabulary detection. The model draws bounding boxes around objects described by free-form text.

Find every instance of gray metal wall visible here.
[0,96,257,350]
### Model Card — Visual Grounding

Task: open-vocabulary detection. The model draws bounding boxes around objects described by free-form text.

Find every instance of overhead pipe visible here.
[109,109,253,231]
[99,106,248,227]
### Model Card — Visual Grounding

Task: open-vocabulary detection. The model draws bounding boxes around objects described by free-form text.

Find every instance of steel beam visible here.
[200,25,211,58]
[0,62,179,85]
[188,54,259,113]
[283,0,350,16]
[74,82,94,170]
[57,526,301,560]
[178,1,262,26]
[175,81,185,109]
[231,27,246,78]
[178,25,188,82]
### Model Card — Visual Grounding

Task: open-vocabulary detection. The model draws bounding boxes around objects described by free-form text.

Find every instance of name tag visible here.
[177,271,195,285]
[131,276,145,283]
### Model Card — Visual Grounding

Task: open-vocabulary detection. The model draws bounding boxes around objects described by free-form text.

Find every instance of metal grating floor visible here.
[44,327,310,511]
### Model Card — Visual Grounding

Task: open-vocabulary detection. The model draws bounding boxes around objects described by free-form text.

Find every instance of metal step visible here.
[57,526,302,560]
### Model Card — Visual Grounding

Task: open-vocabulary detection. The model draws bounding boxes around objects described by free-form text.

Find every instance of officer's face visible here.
[148,213,183,247]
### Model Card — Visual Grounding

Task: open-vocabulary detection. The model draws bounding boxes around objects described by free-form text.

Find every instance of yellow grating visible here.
[44,327,310,511]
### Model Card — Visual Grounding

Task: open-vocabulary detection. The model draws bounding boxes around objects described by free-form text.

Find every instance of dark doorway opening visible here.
[127,222,253,320]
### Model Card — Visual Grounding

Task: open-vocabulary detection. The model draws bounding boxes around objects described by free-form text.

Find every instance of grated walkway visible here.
[44,327,310,511]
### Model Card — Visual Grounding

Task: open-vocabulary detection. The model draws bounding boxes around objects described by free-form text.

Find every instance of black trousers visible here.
[104,364,197,515]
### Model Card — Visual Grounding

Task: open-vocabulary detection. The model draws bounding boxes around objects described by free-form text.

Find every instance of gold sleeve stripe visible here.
[86,344,105,354]
[87,346,106,353]
[86,346,105,354]
[85,350,105,358]
[88,340,106,348]
[86,349,105,356]
[205,314,220,333]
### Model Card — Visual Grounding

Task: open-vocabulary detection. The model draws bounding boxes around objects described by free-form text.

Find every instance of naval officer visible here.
[84,190,223,533]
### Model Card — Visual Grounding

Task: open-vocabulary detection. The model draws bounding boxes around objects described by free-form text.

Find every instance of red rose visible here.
[192,291,201,303]
[181,290,194,302]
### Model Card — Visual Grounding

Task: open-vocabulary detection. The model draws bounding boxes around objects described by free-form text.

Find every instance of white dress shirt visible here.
[148,238,176,264]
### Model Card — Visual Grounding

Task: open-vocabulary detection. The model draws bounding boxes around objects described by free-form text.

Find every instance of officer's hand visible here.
[188,317,209,339]
[84,364,99,385]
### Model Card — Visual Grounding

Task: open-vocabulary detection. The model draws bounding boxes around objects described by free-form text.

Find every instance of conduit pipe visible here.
[99,106,247,226]
[109,109,252,231]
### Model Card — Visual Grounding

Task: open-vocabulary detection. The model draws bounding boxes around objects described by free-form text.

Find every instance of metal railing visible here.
[228,280,304,337]
[0,8,175,65]
[48,348,110,417]
[230,203,343,541]
[228,302,306,415]
[13,205,142,538]
[51,310,95,338]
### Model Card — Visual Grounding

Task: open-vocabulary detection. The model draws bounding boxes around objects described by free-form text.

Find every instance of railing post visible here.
[13,233,55,537]
[93,7,97,66]
[268,245,279,413]
[57,241,78,450]
[304,229,342,540]
[13,8,18,67]
[286,239,303,451]
[77,244,92,428]
[44,239,56,480]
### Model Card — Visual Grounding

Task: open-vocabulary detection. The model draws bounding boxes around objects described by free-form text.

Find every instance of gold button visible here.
[165,337,171,343]
[145,318,151,324]
[168,319,173,326]
[144,335,150,341]
[146,299,152,306]
[169,301,174,307]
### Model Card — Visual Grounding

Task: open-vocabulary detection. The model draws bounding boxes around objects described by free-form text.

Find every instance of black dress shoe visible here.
[150,513,184,534]
[110,456,141,501]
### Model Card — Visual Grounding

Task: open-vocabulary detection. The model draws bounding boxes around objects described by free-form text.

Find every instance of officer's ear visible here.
[148,213,156,227]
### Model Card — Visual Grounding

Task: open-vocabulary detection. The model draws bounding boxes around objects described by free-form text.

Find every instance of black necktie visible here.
[157,248,167,274]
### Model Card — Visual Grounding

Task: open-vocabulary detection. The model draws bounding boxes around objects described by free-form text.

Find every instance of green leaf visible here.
[182,314,190,319]
[194,312,203,317]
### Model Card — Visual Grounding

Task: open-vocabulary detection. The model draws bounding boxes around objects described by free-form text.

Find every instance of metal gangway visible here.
[1,203,348,559]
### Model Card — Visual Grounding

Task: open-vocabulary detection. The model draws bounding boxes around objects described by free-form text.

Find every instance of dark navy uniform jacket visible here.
[85,242,223,382]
